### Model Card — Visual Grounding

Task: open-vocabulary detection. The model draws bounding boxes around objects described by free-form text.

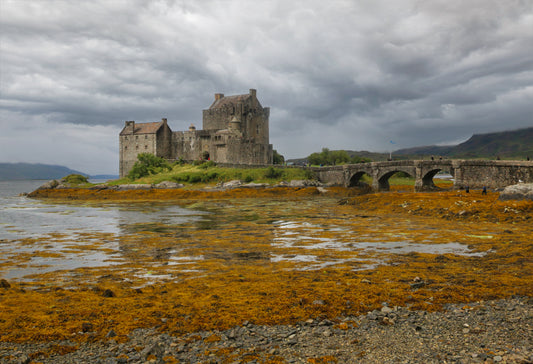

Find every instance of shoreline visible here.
[2,297,531,363]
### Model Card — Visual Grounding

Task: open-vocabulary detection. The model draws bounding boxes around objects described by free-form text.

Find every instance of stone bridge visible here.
[311,160,533,191]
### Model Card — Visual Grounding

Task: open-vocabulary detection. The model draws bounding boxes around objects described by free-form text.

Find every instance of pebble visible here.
[0,297,531,363]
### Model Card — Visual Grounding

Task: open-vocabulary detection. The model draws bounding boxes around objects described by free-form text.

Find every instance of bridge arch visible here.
[348,171,373,188]
[376,169,415,191]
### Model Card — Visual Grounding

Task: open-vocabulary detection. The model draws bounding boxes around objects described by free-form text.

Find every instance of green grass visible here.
[109,163,315,187]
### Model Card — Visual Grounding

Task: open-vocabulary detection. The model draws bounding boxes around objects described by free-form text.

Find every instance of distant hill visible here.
[394,127,533,159]
[0,163,86,181]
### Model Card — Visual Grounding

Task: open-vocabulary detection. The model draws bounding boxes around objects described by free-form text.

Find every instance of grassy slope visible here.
[108,164,314,187]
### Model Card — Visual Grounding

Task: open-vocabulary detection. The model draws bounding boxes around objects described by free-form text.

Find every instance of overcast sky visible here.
[1,0,532,174]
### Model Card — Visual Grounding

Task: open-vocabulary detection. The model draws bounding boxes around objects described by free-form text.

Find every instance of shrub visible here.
[244,175,254,183]
[264,166,283,179]
[188,173,203,183]
[199,161,216,169]
[62,174,89,185]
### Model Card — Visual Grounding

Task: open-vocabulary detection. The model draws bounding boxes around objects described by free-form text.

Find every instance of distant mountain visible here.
[394,127,533,159]
[0,163,86,181]
[90,174,119,180]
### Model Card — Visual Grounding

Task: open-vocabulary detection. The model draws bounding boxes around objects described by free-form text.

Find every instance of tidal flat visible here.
[0,186,531,354]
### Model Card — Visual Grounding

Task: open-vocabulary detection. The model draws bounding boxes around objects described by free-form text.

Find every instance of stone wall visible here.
[453,160,533,189]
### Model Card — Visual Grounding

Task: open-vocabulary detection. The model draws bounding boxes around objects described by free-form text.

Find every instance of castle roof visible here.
[120,121,164,135]
[208,92,262,110]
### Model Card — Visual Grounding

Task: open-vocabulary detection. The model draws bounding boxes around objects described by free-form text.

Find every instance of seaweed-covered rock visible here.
[499,183,533,201]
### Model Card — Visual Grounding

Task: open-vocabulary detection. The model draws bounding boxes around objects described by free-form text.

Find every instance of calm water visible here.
[0,180,485,284]
[0,180,207,281]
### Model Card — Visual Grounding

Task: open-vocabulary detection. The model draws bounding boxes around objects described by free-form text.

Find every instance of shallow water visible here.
[0,181,489,284]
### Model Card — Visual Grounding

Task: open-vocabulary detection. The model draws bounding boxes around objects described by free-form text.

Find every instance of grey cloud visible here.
[1,0,532,174]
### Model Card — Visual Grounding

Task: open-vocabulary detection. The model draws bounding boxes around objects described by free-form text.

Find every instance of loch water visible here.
[0,180,487,286]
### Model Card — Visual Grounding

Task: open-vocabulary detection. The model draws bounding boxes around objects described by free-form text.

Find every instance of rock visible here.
[242,182,268,188]
[289,180,321,187]
[116,184,152,190]
[499,183,533,201]
[0,279,10,288]
[153,181,183,189]
[106,329,117,338]
[221,180,242,188]
[81,322,93,333]
[381,306,393,314]
[312,300,326,306]
[410,281,426,289]
[38,180,59,190]
[90,184,109,190]
[103,289,116,297]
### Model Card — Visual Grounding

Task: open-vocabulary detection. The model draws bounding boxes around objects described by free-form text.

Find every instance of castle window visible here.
[145,145,148,149]
[136,146,139,150]
[124,146,128,150]
[145,135,148,139]
[136,135,138,140]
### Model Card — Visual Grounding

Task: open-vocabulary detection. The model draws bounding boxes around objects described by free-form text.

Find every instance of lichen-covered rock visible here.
[154,181,184,189]
[499,183,533,201]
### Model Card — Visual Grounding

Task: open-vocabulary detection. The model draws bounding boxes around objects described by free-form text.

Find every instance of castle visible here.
[119,89,273,177]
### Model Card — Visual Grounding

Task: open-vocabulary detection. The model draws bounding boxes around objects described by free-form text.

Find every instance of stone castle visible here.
[119,89,273,177]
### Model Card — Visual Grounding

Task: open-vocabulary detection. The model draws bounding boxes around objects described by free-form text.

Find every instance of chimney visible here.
[249,89,256,97]
[189,123,196,131]
[215,93,224,101]
[161,118,167,124]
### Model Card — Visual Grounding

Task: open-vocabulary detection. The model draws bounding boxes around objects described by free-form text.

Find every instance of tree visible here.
[128,153,171,180]
[273,150,285,165]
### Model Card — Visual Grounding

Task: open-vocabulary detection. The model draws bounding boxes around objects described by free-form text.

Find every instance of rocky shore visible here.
[2,297,531,364]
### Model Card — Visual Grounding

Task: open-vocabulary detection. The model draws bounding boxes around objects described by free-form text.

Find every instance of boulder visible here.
[153,181,183,189]
[499,183,533,201]
[38,179,59,190]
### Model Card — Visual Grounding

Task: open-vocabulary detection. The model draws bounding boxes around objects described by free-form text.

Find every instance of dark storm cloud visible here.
[1,0,532,173]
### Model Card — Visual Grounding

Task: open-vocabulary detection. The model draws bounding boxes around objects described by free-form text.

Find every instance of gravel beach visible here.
[1,296,531,364]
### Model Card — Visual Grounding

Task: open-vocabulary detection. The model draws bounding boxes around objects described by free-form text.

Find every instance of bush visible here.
[62,174,89,184]
[188,173,202,183]
[264,166,283,179]
[244,175,254,183]
[199,161,216,169]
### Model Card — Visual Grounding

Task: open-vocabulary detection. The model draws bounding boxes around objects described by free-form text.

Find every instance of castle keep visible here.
[119,89,273,177]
